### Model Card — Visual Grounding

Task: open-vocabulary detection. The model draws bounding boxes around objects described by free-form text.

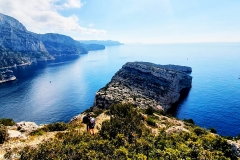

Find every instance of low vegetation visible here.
[30,122,68,136]
[0,124,8,144]
[0,118,15,126]
[3,103,238,159]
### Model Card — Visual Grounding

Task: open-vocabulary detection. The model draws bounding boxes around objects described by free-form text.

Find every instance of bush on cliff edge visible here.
[0,118,15,126]
[0,124,8,144]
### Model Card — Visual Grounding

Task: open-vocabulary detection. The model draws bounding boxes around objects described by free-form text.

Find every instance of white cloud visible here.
[0,0,106,37]
[88,23,94,27]
[56,0,85,10]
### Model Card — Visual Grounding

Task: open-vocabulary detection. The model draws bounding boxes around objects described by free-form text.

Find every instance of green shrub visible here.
[46,122,68,131]
[0,118,15,126]
[30,122,68,136]
[209,127,217,134]
[30,129,45,136]
[100,103,145,143]
[146,117,156,127]
[93,109,104,117]
[193,127,207,136]
[0,124,8,144]
[183,118,195,125]
[145,107,154,115]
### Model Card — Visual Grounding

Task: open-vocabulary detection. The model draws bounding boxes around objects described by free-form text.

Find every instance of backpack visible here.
[89,117,95,126]
[82,115,89,124]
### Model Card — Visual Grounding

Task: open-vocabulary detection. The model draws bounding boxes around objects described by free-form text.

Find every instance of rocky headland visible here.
[94,62,192,111]
[0,69,16,83]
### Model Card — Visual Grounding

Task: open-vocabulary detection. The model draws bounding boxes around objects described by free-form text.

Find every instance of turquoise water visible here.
[0,43,240,136]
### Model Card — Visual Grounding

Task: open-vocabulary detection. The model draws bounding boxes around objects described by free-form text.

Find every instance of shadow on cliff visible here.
[167,88,191,116]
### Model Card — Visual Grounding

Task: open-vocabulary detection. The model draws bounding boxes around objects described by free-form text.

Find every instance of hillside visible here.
[1,104,239,159]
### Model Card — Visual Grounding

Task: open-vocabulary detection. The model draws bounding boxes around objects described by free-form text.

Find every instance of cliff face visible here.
[0,13,54,68]
[0,13,52,54]
[94,62,192,111]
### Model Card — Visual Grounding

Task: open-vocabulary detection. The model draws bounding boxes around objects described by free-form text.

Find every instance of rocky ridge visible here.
[94,62,192,111]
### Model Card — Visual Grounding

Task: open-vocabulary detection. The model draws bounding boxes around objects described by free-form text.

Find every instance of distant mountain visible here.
[78,40,123,46]
[0,13,54,68]
[0,13,123,68]
[40,33,87,57]
[81,44,105,51]
[0,13,103,69]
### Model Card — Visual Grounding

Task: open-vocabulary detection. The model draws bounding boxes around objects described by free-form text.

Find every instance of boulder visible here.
[15,121,38,134]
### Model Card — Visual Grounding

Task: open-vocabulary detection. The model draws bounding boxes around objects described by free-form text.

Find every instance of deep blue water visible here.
[0,43,240,136]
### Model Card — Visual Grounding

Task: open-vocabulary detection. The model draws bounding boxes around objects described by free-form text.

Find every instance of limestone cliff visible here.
[0,13,54,68]
[94,62,192,111]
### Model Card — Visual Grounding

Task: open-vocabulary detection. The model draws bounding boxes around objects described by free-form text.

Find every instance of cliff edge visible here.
[94,62,192,111]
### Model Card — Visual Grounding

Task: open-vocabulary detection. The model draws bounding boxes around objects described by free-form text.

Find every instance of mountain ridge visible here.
[0,13,113,69]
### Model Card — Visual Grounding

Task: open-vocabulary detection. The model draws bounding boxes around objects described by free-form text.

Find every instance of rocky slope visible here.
[94,62,192,111]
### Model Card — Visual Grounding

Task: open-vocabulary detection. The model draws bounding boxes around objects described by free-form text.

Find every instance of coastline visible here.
[0,76,16,83]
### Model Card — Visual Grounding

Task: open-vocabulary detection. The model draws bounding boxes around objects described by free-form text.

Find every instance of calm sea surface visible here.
[0,43,240,136]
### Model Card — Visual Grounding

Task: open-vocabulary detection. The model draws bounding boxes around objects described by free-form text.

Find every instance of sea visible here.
[0,43,240,136]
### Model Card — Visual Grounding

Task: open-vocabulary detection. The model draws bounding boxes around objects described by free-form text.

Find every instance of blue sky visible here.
[1,0,240,43]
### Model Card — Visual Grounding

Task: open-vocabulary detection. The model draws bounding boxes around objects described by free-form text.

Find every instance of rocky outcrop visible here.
[228,140,240,157]
[0,69,16,83]
[93,62,192,111]
[15,121,39,134]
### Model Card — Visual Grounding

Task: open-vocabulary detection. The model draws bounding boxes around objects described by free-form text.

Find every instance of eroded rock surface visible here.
[93,62,192,111]
[15,121,39,134]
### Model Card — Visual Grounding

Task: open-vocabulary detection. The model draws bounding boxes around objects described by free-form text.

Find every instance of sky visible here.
[0,0,240,44]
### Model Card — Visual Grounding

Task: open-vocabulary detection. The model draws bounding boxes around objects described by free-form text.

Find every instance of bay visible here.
[0,43,240,136]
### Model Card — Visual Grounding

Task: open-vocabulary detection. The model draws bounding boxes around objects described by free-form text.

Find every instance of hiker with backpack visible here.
[82,113,91,132]
[82,113,95,135]
[89,116,95,135]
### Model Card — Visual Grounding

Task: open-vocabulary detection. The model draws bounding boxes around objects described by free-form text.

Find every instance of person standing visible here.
[82,113,91,132]
[89,116,95,135]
